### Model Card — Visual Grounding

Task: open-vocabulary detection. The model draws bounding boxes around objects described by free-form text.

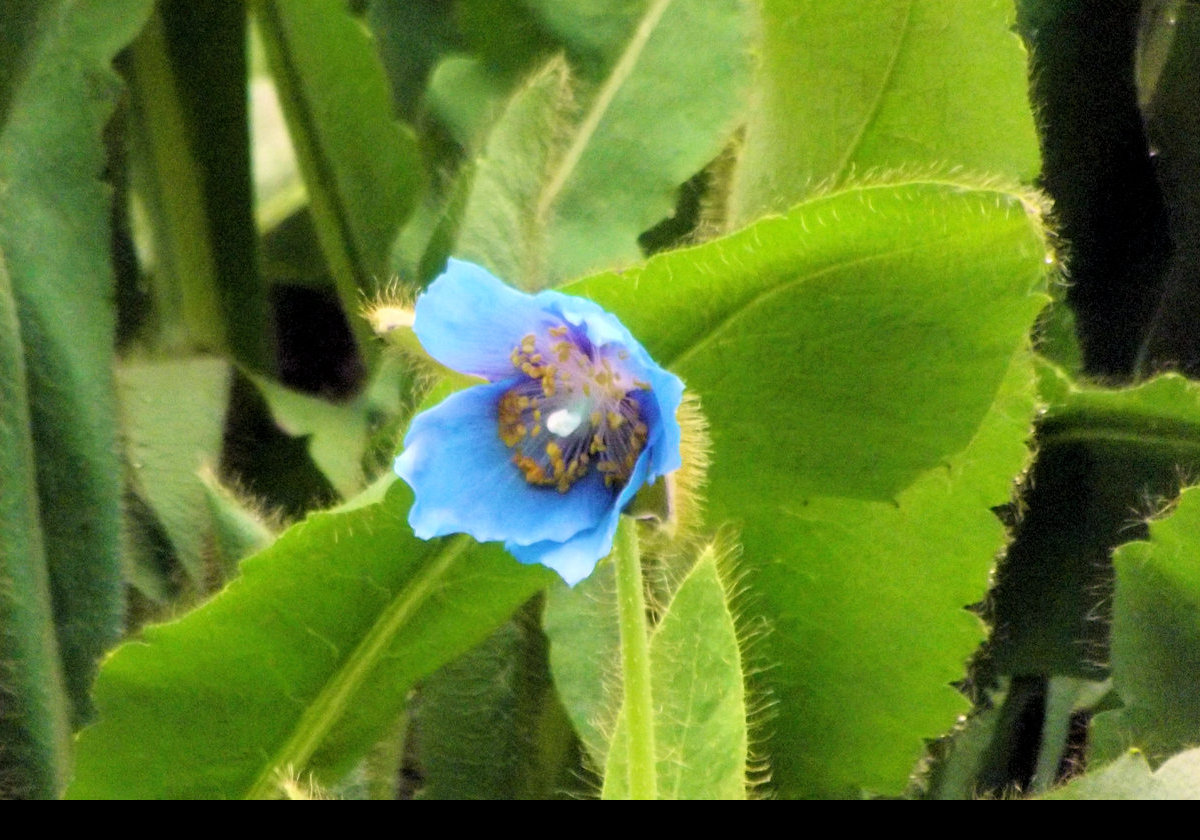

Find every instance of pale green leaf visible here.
[731,0,1039,222]
[1042,748,1200,800]
[415,599,585,800]
[249,353,414,499]
[118,357,231,586]
[200,468,277,578]
[1091,485,1200,766]
[544,555,621,767]
[449,0,753,288]
[454,56,573,290]
[602,545,748,800]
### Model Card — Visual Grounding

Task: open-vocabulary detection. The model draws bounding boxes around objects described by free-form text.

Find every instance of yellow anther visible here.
[607,411,623,430]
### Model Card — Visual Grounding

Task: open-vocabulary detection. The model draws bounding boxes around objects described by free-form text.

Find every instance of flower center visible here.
[498,328,650,493]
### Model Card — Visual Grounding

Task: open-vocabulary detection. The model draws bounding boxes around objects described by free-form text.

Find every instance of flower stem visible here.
[613,515,657,800]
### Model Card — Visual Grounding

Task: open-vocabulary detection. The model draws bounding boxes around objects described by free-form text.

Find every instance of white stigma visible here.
[546,407,583,437]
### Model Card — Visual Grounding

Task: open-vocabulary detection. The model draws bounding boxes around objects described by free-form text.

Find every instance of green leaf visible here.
[365,0,463,124]
[451,0,753,288]
[544,555,621,767]
[0,1,48,130]
[1090,485,1200,766]
[991,366,1200,679]
[118,357,232,588]
[67,483,557,799]
[414,598,585,799]
[568,180,1050,797]
[453,56,573,290]
[1042,748,1200,800]
[0,0,155,723]
[248,352,414,499]
[731,0,1040,223]
[542,0,753,282]
[602,544,749,800]
[200,468,277,577]
[0,249,71,799]
[122,2,271,370]
[254,0,423,361]
[423,54,515,151]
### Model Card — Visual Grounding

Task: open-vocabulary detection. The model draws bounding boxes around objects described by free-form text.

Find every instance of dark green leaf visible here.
[0,0,155,723]
[0,249,71,799]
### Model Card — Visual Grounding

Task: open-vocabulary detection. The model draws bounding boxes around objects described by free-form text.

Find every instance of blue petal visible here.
[394,380,617,546]
[507,451,651,585]
[625,366,681,481]
[414,260,561,380]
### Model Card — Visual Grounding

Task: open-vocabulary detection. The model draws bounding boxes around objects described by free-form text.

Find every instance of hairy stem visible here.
[613,516,657,799]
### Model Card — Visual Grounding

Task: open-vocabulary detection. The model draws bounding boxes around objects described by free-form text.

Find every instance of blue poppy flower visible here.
[393,259,684,585]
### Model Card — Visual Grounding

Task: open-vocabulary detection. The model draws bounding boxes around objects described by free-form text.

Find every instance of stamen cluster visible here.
[498,328,650,493]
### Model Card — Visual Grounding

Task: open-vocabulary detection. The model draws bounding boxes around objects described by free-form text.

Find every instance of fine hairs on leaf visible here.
[455,54,578,292]
[639,391,713,574]
[586,531,770,799]
[690,530,778,800]
[273,765,332,800]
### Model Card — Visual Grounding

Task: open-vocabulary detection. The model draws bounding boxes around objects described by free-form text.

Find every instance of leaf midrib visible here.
[535,0,674,223]
[664,183,1031,371]
[243,534,473,799]
[828,0,915,188]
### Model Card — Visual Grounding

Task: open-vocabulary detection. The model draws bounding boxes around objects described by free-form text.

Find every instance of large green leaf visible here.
[731,0,1039,223]
[0,0,154,723]
[67,483,556,799]
[254,0,422,360]
[1090,485,1200,766]
[601,545,749,800]
[568,180,1050,797]
[0,250,71,799]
